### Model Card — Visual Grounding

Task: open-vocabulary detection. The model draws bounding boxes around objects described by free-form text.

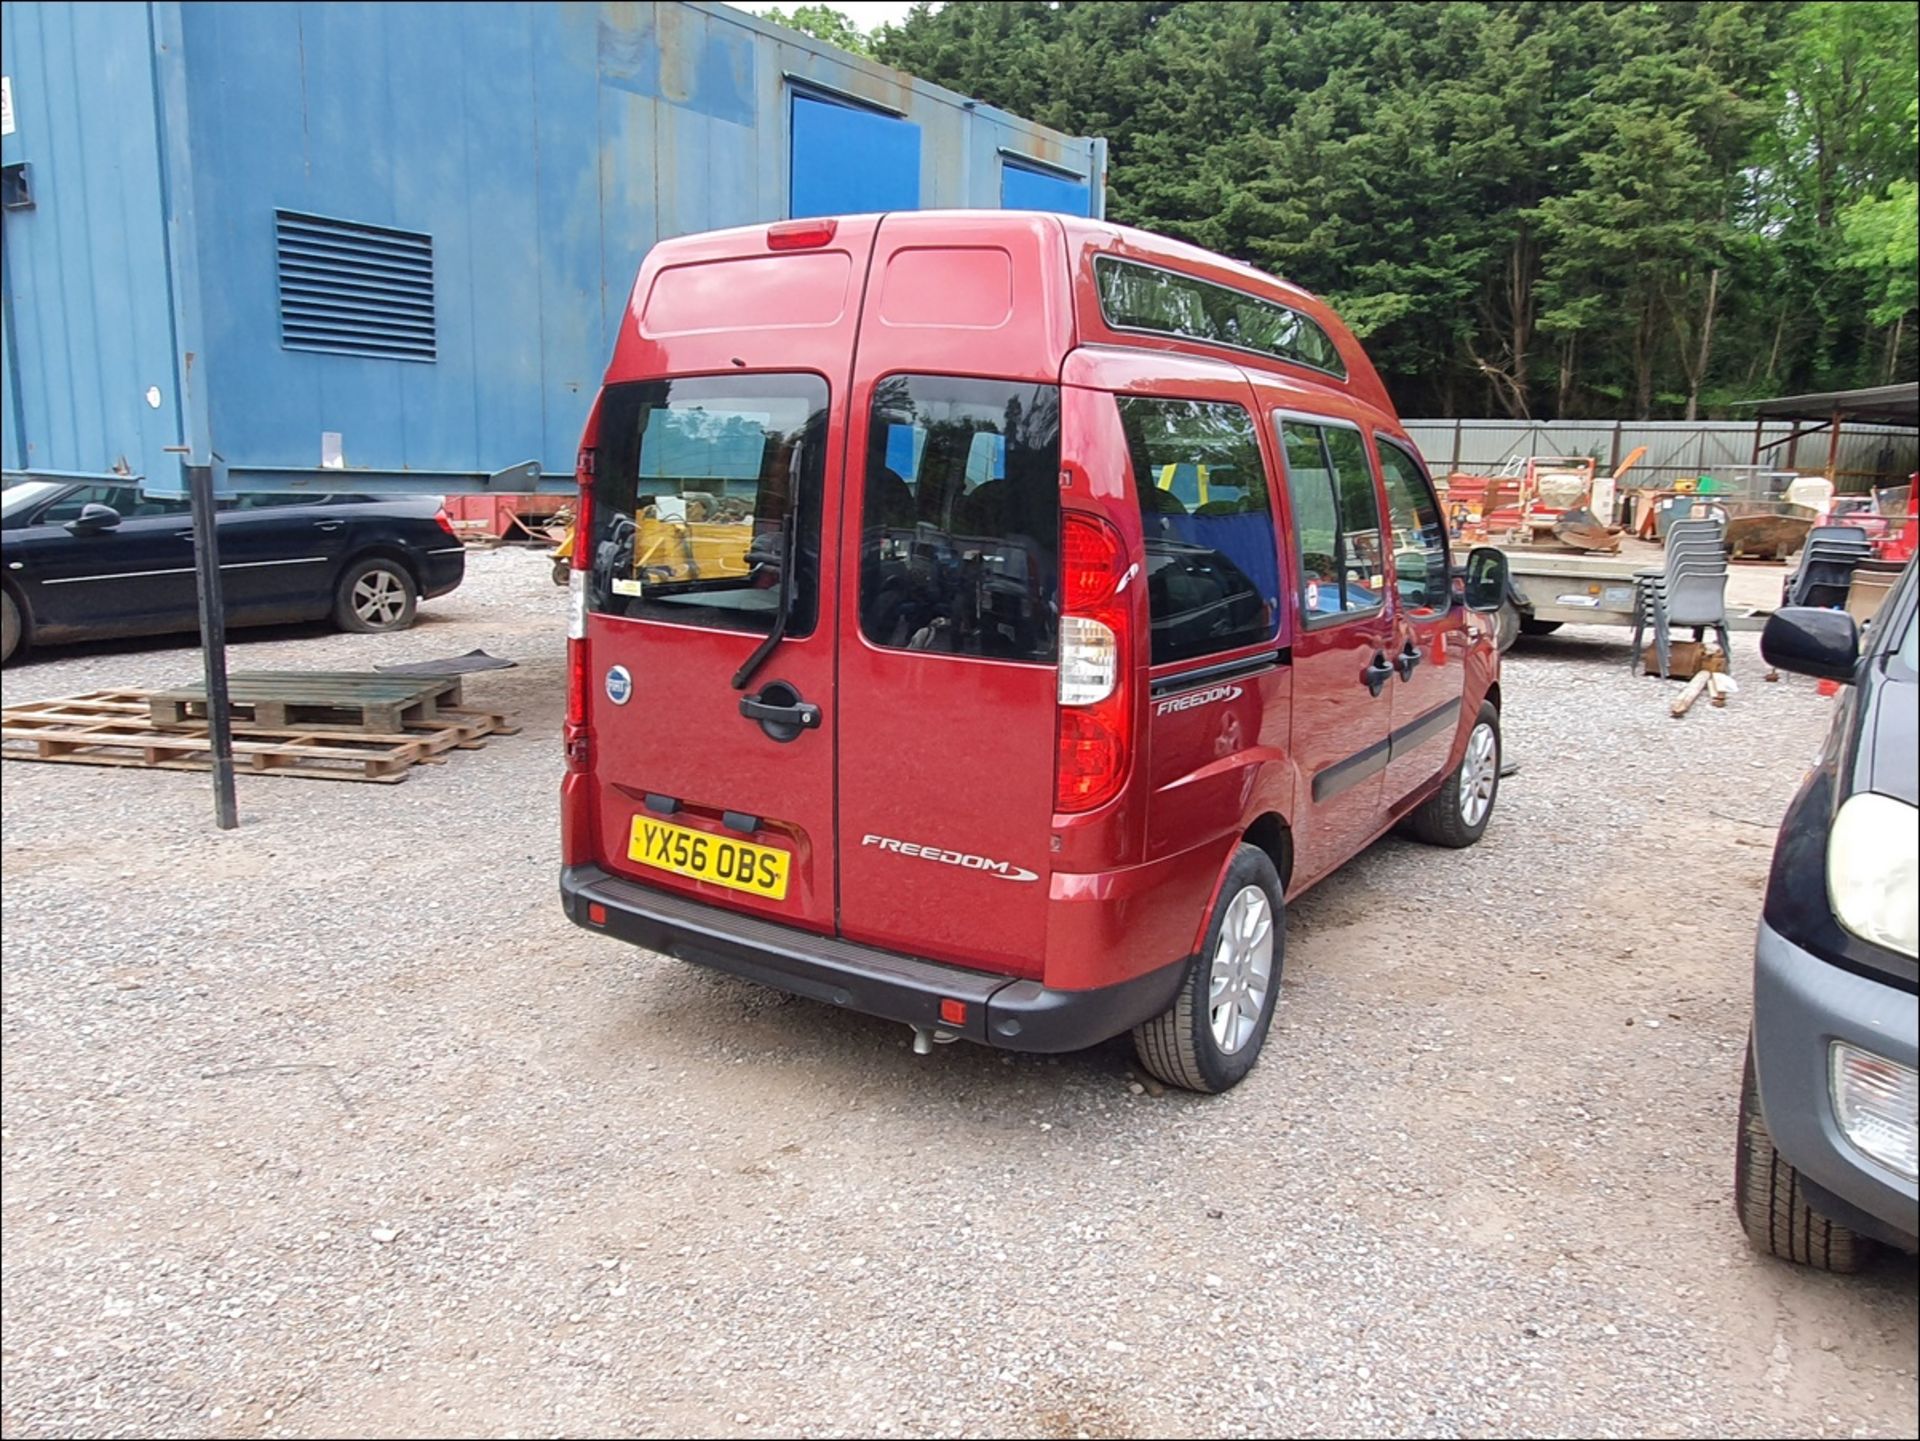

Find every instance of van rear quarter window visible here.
[588,375,828,636]
[1119,397,1281,666]
[859,375,1061,662]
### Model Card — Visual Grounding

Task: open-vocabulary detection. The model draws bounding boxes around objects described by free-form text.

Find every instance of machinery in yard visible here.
[1441,452,1649,647]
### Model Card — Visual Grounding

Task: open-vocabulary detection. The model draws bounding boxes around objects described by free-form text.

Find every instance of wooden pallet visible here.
[1,691,518,784]
[148,670,465,733]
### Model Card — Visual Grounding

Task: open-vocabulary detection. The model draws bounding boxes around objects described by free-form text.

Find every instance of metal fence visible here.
[1402,418,1918,494]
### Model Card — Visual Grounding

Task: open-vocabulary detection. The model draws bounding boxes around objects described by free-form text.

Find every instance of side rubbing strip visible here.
[1312,699,1460,802]
[1387,699,1459,760]
[1312,735,1390,802]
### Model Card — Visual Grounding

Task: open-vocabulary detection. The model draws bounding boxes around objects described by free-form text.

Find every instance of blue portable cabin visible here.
[0,0,1107,499]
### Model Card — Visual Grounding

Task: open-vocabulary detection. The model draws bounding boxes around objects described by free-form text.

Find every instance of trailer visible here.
[1494,547,1643,644]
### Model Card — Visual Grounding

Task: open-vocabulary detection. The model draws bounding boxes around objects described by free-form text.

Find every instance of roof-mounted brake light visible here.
[768,218,838,251]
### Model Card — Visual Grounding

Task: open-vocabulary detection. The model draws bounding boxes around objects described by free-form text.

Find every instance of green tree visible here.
[876,1,1916,417]
[757,4,873,56]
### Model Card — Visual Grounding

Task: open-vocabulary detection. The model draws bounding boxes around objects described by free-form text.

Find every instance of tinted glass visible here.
[1280,420,1385,617]
[860,376,1061,662]
[589,375,827,636]
[36,486,190,523]
[1377,438,1451,615]
[1121,397,1280,665]
[231,492,330,510]
[1095,256,1346,378]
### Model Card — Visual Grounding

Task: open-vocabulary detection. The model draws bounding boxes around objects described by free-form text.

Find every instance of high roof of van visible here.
[618,210,1398,423]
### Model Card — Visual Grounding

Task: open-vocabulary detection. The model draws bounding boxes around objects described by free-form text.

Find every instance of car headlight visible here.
[1826,793,1919,958]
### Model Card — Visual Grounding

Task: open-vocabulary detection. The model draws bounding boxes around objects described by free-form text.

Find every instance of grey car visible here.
[1739,559,1919,1270]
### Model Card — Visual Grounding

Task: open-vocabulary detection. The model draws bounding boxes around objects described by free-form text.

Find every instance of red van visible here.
[561,212,1511,1093]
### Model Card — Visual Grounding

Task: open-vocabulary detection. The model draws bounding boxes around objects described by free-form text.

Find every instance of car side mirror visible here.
[1461,545,1508,613]
[66,503,123,536]
[1761,607,1860,683]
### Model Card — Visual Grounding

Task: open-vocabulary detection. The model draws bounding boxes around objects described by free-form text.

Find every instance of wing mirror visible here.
[1761,607,1860,683]
[1460,545,1509,613]
[66,503,123,536]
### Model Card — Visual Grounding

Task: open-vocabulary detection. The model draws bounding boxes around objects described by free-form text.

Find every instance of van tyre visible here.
[334,557,419,633]
[1401,701,1500,849]
[1132,844,1284,1095]
[1735,1039,1866,1272]
[1,589,20,665]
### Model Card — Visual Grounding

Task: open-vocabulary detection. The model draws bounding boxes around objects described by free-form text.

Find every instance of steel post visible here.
[186,463,238,829]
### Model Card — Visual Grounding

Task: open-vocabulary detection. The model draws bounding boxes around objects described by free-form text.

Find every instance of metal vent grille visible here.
[275,211,436,362]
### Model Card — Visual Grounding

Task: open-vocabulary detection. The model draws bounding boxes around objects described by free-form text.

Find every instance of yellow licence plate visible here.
[628,816,791,901]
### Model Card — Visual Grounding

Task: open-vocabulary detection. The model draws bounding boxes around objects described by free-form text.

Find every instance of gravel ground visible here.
[2,548,1914,1439]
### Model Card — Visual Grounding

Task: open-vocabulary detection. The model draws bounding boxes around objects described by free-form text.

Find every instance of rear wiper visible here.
[731,441,803,691]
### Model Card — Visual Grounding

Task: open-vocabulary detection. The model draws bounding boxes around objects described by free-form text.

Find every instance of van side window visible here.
[859,375,1061,663]
[587,374,828,637]
[1095,257,1347,378]
[1278,419,1386,619]
[1376,437,1450,616]
[1119,398,1280,666]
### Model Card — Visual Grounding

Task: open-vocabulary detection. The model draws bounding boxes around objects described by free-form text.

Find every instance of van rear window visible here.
[859,376,1061,663]
[587,375,827,636]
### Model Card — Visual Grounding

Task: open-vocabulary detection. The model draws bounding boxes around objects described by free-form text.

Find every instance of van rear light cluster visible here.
[565,439,597,776]
[566,577,592,774]
[1056,512,1132,812]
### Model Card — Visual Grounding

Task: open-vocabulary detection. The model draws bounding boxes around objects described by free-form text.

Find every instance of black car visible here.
[1,482,466,664]
[1738,560,1918,1270]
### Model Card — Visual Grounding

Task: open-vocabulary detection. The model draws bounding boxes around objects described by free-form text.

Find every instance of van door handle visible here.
[739,683,821,742]
[1363,653,1393,697]
[1394,641,1423,680]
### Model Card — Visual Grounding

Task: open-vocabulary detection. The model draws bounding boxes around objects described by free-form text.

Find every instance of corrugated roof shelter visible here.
[1739,383,1920,426]
[0,0,1106,499]
[1735,383,1920,481]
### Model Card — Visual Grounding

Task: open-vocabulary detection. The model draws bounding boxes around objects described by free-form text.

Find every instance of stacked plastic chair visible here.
[1783,525,1873,610]
[1631,514,1731,679]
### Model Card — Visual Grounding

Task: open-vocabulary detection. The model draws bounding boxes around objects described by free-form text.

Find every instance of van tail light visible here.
[565,436,597,776]
[1056,512,1132,812]
[767,218,837,250]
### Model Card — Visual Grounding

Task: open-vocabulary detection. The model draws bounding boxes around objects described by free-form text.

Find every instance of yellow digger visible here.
[552,492,754,588]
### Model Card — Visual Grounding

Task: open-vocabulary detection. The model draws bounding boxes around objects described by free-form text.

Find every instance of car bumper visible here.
[418,547,466,599]
[1752,918,1919,1251]
[560,863,1186,1054]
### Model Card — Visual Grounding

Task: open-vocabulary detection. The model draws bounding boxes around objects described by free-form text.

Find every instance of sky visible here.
[724,2,928,36]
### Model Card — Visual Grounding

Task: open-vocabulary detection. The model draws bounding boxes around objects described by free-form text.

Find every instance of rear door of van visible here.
[832,214,1076,979]
[581,219,882,939]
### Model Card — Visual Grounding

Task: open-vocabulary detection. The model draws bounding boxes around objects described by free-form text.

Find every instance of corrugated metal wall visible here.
[0,0,1104,494]
[0,1,187,482]
[1402,418,1919,494]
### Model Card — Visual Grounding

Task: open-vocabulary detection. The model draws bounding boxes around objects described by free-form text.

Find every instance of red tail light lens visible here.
[767,218,838,250]
[1061,512,1124,611]
[434,506,458,538]
[1056,511,1132,813]
[566,633,591,744]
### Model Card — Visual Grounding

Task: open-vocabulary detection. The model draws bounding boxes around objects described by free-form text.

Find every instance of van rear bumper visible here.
[561,864,1187,1054]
